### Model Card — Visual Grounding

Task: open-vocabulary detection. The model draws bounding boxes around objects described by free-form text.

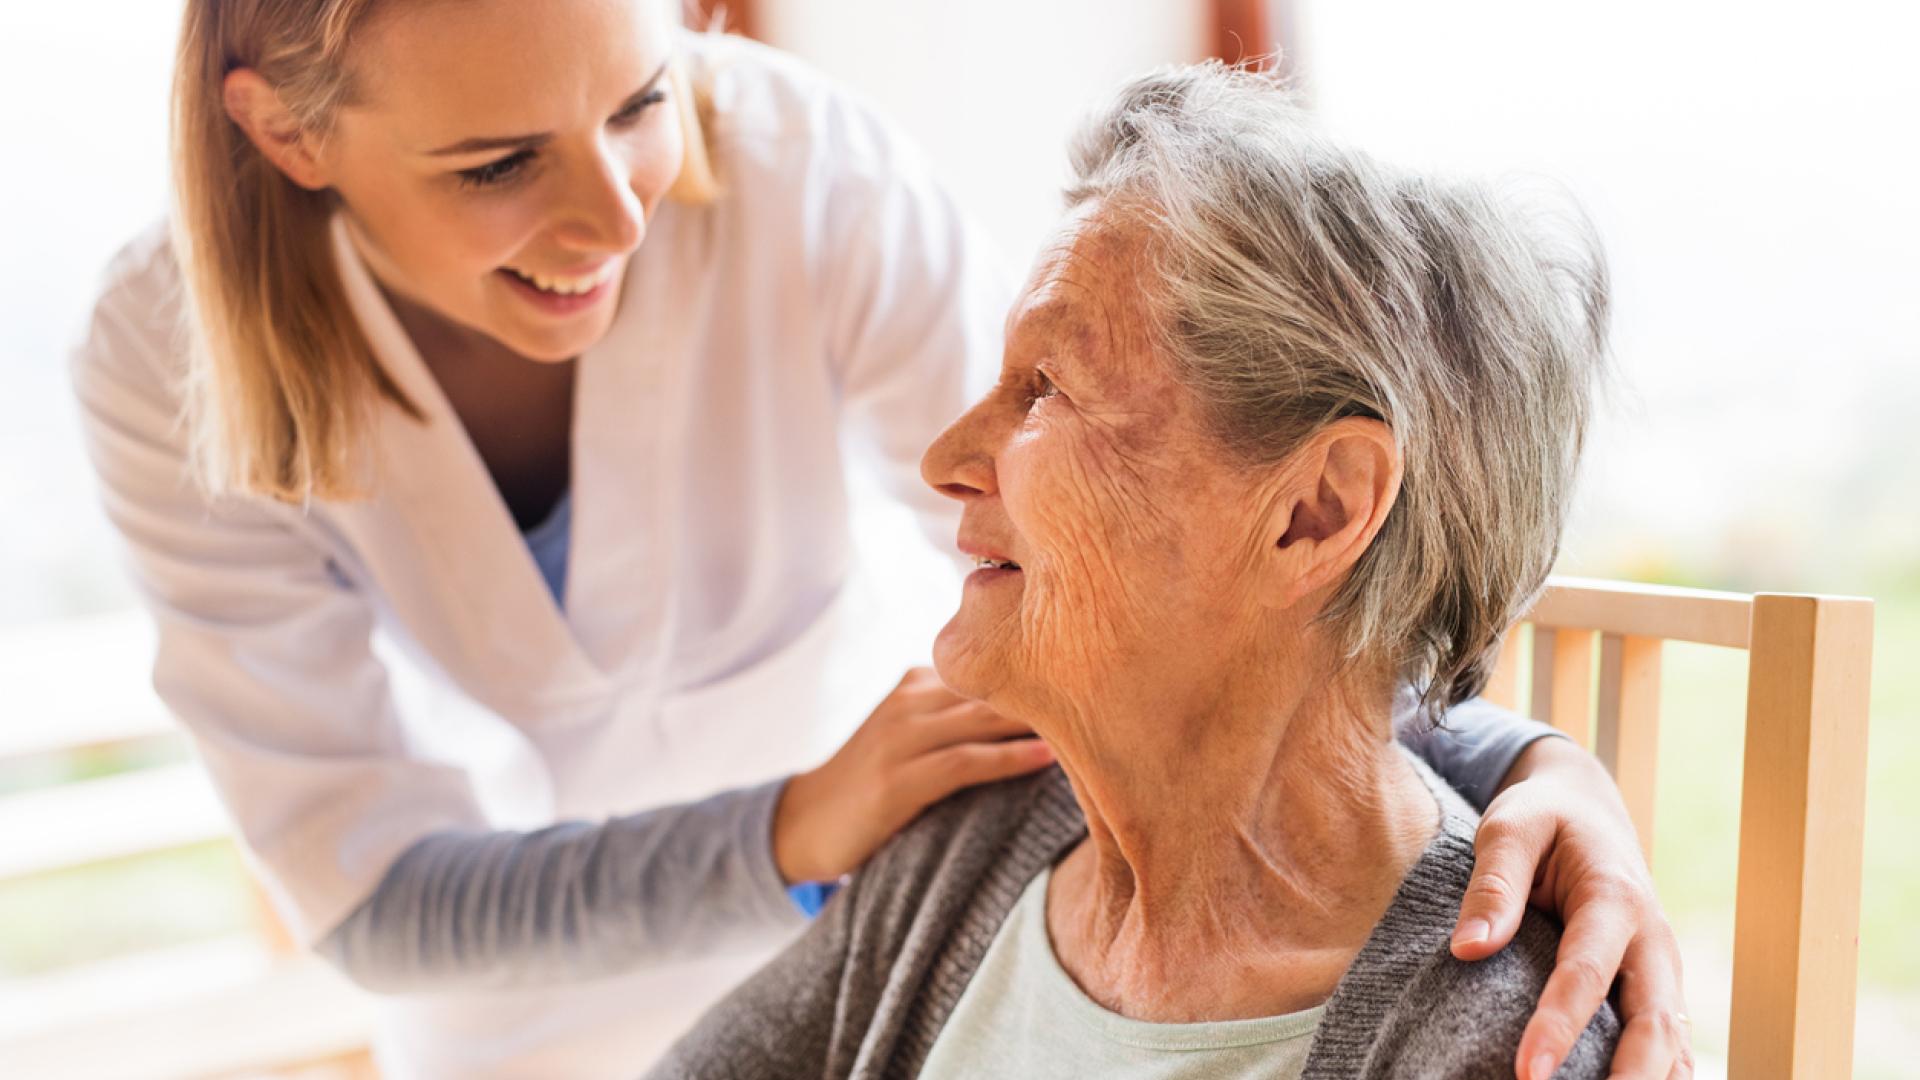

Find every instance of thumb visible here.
[1452,814,1548,961]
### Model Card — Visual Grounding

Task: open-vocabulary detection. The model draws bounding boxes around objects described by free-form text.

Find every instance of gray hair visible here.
[1066,62,1609,717]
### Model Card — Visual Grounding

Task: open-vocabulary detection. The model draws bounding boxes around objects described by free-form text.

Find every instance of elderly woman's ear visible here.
[1263,416,1403,610]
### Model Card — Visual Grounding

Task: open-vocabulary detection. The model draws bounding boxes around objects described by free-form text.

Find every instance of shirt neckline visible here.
[521,487,574,542]
[1024,866,1327,1052]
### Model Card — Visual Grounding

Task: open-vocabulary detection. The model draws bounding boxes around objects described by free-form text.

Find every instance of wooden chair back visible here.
[1482,577,1873,1080]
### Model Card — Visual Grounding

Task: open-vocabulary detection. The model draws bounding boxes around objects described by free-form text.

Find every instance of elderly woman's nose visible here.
[921,403,998,501]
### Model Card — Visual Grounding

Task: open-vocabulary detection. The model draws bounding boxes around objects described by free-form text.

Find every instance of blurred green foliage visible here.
[0,840,251,977]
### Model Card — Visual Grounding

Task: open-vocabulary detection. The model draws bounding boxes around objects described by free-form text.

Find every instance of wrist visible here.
[1500,732,1581,789]
[1498,735,1635,824]
[770,769,824,885]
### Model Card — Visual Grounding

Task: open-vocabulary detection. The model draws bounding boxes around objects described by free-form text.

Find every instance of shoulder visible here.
[662,33,1008,342]
[1384,909,1620,1078]
[676,30,976,275]
[1311,811,1620,1079]
[86,219,183,339]
[852,766,1080,909]
[683,31,929,188]
[648,771,1080,1080]
[830,767,1080,994]
[71,218,187,396]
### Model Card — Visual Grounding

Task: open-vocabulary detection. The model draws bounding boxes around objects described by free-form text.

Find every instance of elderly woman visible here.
[650,65,1622,1078]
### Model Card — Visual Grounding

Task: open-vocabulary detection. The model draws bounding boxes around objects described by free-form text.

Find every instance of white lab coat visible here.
[71,35,1011,1078]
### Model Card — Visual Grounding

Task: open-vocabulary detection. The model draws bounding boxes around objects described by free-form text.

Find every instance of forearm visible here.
[1397,693,1565,812]
[319,778,806,993]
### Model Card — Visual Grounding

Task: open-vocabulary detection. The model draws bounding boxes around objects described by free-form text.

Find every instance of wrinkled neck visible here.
[1041,673,1439,1021]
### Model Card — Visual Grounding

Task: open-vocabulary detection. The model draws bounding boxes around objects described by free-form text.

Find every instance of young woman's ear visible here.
[222,69,332,191]
[1261,417,1404,610]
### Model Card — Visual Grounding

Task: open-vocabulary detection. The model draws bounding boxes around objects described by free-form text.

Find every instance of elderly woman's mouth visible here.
[968,555,1022,586]
[960,536,1022,574]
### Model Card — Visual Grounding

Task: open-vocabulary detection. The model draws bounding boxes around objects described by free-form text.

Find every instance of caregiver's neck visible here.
[1043,663,1439,1024]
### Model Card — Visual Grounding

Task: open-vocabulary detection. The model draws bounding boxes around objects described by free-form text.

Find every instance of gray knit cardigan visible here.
[647,761,1619,1078]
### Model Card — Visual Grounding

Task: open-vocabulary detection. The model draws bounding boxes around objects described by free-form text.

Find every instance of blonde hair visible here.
[170,0,719,503]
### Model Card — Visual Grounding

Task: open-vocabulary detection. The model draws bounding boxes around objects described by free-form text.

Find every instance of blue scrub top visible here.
[523,488,573,606]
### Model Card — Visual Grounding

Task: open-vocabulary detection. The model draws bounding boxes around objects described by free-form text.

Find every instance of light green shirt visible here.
[920,868,1325,1079]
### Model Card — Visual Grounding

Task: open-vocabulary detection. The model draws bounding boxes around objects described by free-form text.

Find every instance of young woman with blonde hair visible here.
[72,1,1690,1076]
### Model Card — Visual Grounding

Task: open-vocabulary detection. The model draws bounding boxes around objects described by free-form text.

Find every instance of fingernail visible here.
[1453,918,1490,947]
[1528,1052,1555,1080]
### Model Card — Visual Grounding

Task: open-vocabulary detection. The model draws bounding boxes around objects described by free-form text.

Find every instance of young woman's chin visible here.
[486,305,619,363]
[505,328,605,363]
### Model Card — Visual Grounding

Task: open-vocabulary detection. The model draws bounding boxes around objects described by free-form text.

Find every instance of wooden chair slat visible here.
[1594,633,1662,857]
[1728,594,1874,1080]
[1530,626,1596,748]
[1483,628,1525,712]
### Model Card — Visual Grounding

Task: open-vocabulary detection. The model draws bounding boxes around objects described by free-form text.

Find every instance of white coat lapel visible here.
[565,200,709,687]
[328,217,611,720]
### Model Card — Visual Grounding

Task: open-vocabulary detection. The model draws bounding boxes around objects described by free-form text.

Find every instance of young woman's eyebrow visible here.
[423,59,671,156]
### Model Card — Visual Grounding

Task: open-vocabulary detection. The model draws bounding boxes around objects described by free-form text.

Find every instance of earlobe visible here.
[222,69,331,191]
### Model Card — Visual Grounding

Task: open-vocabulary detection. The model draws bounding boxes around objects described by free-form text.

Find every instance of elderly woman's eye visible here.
[1030,371,1061,404]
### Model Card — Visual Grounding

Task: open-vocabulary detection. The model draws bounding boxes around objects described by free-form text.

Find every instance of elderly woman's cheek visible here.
[1057,417,1185,545]
[1016,527,1162,696]
[1015,573,1134,699]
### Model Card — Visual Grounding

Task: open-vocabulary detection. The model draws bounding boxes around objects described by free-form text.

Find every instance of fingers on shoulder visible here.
[1455,815,1553,957]
[1603,929,1691,1079]
[1472,800,1559,865]
[909,738,1052,794]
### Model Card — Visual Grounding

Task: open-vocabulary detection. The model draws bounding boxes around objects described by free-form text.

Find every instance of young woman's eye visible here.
[457,149,535,189]
[610,90,669,128]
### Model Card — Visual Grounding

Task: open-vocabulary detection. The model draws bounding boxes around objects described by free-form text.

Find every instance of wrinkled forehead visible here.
[1006,206,1165,390]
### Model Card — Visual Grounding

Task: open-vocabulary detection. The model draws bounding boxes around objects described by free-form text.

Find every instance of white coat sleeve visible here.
[69,260,487,947]
[821,128,1019,556]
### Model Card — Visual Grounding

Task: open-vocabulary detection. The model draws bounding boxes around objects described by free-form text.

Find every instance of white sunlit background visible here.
[1,1,1915,1077]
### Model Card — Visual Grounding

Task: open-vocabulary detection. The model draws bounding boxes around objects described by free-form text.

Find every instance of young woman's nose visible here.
[552,141,646,255]
[921,399,1001,501]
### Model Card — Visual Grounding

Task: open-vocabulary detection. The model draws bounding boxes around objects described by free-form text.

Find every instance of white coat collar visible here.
[324,212,708,717]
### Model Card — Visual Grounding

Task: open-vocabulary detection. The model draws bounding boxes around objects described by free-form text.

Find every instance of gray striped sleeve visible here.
[318,778,806,992]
